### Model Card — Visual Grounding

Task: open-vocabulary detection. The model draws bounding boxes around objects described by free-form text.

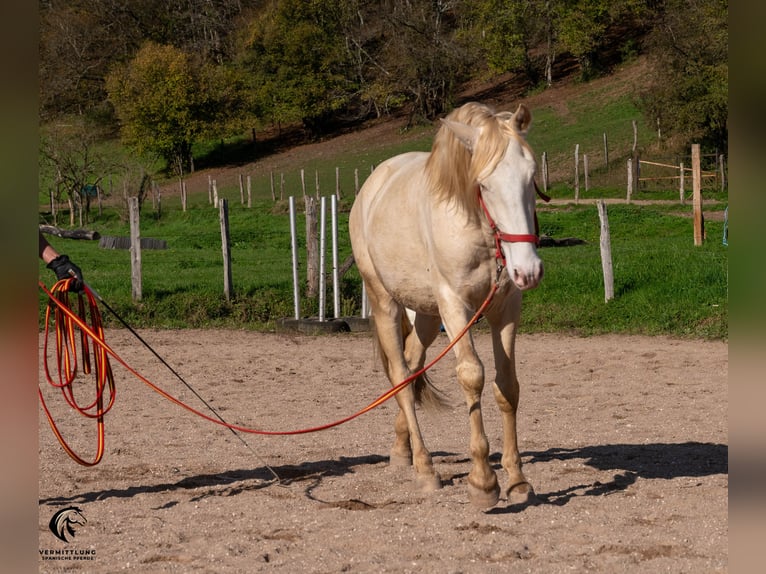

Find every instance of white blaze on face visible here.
[480,142,543,291]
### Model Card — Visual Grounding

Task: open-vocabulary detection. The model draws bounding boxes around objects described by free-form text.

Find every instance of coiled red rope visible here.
[39,279,497,466]
[39,278,115,466]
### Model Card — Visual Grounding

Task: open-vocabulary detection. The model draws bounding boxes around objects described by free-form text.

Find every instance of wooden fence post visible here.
[597,199,614,302]
[246,175,252,208]
[583,154,589,192]
[542,151,549,193]
[679,161,685,203]
[656,117,662,147]
[239,173,245,205]
[212,179,219,208]
[603,132,609,170]
[632,120,638,153]
[335,167,341,199]
[626,159,633,202]
[692,144,704,246]
[632,154,640,195]
[270,170,276,202]
[219,198,233,300]
[305,195,318,298]
[128,197,142,302]
[574,144,580,203]
[719,154,726,191]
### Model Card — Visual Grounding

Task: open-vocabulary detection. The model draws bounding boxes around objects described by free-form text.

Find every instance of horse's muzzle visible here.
[511,260,544,291]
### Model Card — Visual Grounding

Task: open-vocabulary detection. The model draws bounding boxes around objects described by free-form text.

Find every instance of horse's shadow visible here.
[484,441,728,514]
[40,442,727,511]
[39,454,388,508]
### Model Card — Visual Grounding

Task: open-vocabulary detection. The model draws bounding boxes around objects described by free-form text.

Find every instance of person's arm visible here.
[39,232,59,264]
[40,231,84,290]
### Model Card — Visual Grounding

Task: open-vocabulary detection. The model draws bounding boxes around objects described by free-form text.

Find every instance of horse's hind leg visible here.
[487,289,536,506]
[390,313,442,467]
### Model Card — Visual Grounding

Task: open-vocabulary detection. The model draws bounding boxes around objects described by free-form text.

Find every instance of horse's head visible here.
[441,103,543,291]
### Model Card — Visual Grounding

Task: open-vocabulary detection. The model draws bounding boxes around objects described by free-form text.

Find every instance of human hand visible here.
[47,254,84,291]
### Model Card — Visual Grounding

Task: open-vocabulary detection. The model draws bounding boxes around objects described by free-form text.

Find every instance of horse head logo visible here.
[49,506,87,542]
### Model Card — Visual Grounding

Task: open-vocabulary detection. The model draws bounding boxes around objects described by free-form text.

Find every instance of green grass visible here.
[39,197,361,330]
[39,198,728,339]
[523,204,728,338]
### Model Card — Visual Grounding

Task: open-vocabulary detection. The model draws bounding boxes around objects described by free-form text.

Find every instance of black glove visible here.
[47,254,84,291]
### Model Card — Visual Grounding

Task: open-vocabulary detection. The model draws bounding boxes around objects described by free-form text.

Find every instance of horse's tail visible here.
[371,310,450,412]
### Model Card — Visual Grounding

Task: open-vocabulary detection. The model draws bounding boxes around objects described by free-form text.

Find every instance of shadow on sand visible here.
[41,442,726,512]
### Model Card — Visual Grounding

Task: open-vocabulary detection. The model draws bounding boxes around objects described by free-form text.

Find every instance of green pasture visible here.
[39,196,728,339]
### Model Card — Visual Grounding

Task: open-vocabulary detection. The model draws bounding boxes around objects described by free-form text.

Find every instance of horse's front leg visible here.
[487,288,536,506]
[441,305,500,508]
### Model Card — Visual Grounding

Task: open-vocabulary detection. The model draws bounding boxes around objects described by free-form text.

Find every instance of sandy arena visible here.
[39,328,727,573]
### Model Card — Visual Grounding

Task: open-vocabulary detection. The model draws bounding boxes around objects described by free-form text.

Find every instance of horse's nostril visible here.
[512,268,526,288]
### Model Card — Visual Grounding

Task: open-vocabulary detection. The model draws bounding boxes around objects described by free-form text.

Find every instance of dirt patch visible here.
[39,329,727,572]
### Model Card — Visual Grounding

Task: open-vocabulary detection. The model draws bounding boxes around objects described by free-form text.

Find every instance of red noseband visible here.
[477,182,549,248]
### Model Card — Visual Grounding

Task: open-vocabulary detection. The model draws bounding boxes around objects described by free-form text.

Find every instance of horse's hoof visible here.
[415,471,442,493]
[505,482,538,506]
[389,452,413,467]
[468,482,501,508]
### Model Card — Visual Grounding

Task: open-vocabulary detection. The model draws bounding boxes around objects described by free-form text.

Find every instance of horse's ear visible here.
[512,104,532,136]
[440,118,479,153]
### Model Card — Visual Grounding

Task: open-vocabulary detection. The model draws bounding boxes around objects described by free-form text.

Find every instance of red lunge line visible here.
[39,279,497,465]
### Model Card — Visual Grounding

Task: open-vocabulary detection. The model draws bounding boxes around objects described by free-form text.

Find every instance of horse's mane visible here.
[425,102,531,215]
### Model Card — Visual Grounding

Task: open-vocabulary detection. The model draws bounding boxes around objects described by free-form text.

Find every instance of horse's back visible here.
[354,152,429,210]
[350,150,429,248]
[350,151,435,308]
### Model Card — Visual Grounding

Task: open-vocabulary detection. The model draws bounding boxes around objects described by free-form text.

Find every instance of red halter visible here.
[477,181,550,255]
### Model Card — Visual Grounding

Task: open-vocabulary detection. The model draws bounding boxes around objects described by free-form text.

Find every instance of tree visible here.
[40,120,111,226]
[377,0,472,121]
[639,0,728,153]
[460,0,648,88]
[237,0,355,136]
[106,41,208,176]
[39,1,119,119]
[555,0,609,80]
[462,0,537,79]
[40,0,255,121]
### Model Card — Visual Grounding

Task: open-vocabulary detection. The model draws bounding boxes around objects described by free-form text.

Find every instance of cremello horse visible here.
[349,101,543,508]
